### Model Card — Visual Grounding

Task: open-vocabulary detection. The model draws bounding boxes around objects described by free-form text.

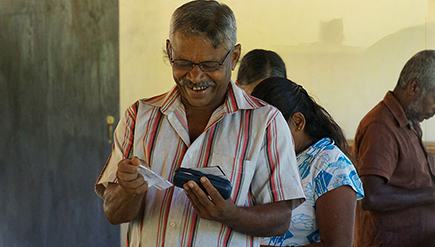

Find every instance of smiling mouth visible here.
[191,86,208,91]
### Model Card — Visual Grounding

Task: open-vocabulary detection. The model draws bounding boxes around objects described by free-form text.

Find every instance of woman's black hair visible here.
[251,77,349,156]
[236,49,287,85]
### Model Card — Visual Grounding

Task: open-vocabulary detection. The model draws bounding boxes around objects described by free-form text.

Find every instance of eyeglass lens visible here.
[170,46,234,72]
[172,61,220,72]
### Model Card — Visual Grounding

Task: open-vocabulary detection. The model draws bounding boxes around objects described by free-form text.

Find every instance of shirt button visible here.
[169,222,176,227]
[188,153,193,158]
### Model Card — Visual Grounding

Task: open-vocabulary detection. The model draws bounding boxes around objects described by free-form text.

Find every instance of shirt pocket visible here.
[209,153,255,204]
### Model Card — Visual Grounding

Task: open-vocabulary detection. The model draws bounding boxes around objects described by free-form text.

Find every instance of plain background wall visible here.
[118,1,435,245]
[120,0,435,143]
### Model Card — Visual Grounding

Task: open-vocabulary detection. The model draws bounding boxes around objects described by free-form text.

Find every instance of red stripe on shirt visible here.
[267,119,283,200]
[122,103,138,159]
[231,111,251,200]
[95,152,112,185]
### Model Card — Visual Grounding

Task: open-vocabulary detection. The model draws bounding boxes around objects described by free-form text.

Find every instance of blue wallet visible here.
[173,167,232,199]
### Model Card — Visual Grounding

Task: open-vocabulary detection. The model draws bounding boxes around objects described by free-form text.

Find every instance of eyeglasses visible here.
[169,45,234,72]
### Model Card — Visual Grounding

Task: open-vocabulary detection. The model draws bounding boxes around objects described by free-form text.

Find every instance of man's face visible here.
[405,89,435,122]
[167,31,238,110]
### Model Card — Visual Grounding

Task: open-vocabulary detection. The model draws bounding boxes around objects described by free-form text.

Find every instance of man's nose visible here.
[186,64,206,83]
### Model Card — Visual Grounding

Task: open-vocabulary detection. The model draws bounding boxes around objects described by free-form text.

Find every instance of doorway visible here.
[0,1,120,246]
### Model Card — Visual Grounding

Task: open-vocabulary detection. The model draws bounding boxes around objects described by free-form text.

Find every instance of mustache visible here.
[179,78,216,88]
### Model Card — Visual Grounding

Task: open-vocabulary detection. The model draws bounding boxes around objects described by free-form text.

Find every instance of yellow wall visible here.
[119,1,435,245]
[120,0,435,143]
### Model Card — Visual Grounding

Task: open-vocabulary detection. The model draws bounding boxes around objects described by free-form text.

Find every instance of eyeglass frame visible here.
[169,45,235,72]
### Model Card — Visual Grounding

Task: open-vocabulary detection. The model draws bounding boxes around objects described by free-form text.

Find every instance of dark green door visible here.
[0,1,120,246]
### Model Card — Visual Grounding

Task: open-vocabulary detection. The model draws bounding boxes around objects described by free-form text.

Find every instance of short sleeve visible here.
[312,149,365,201]
[250,110,305,209]
[355,123,398,181]
[94,102,138,198]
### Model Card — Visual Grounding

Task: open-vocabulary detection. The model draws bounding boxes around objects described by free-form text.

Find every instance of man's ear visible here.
[407,78,421,98]
[165,39,171,58]
[231,44,241,71]
[291,112,306,131]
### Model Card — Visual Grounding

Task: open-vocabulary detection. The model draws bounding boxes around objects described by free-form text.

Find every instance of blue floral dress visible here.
[261,138,365,246]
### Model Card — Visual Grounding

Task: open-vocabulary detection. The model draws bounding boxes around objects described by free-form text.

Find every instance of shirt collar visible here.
[143,80,267,115]
[383,91,410,128]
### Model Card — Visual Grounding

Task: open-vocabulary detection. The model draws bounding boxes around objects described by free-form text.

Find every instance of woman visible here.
[236,49,287,94]
[251,77,364,247]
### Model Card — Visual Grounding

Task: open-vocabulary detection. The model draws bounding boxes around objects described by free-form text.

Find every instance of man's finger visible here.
[130,157,141,166]
[200,177,224,203]
[118,159,141,173]
[119,174,147,191]
[184,181,210,215]
[117,170,139,182]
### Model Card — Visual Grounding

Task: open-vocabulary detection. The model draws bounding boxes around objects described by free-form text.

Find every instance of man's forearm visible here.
[361,176,435,212]
[103,183,145,225]
[221,200,292,237]
[363,186,435,212]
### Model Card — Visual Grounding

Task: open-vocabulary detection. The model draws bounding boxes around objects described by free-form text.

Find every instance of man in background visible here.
[353,50,435,247]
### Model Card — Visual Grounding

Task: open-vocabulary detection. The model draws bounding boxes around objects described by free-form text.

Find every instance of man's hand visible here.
[183,176,236,222]
[103,157,149,224]
[116,157,149,196]
[183,176,293,236]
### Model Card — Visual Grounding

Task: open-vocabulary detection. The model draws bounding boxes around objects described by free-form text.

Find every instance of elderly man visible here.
[353,50,435,247]
[95,1,305,246]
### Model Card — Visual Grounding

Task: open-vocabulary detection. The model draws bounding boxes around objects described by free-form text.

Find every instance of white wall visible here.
[119,0,435,246]
[120,0,435,142]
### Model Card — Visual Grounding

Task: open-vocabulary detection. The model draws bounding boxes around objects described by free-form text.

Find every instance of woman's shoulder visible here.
[309,138,346,158]
[309,138,364,199]
[309,138,353,169]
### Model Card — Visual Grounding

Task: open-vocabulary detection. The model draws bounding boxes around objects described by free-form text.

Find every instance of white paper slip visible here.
[138,165,173,190]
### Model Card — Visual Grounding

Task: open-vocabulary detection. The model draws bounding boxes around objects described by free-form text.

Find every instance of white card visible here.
[138,165,173,190]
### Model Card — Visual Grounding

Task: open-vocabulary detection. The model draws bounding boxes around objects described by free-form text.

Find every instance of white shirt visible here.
[96,81,305,247]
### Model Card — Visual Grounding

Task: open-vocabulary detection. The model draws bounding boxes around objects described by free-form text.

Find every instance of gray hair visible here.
[397,50,435,95]
[169,0,237,50]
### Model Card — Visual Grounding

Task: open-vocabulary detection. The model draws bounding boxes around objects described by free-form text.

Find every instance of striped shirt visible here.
[95,81,305,247]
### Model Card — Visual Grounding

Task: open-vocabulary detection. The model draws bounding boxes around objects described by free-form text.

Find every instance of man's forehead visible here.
[170,31,228,50]
[171,32,210,47]
[170,33,228,60]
